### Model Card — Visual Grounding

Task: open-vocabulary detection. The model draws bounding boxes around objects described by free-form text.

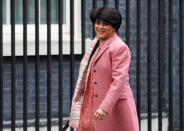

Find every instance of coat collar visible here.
[94,32,117,63]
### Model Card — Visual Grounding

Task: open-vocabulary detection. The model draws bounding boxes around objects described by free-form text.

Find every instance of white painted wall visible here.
[141,117,168,131]
[2,0,89,56]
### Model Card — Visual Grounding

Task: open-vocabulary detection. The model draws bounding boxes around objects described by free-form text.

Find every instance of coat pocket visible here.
[119,92,128,100]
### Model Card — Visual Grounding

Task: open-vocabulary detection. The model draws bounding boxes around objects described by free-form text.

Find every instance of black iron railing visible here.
[58,0,63,130]
[147,0,152,131]
[136,1,141,130]
[0,0,3,130]
[11,0,16,130]
[35,0,40,130]
[23,0,28,131]
[179,0,184,130]
[168,0,173,130]
[0,0,183,131]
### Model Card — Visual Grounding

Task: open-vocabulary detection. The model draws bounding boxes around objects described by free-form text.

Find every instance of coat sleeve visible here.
[99,43,131,114]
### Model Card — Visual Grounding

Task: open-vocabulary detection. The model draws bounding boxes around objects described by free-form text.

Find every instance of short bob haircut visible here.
[90,6,122,31]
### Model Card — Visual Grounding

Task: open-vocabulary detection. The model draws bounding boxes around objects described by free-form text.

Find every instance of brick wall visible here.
[3,56,80,120]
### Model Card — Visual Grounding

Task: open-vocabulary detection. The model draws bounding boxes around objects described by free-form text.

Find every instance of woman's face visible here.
[94,19,115,43]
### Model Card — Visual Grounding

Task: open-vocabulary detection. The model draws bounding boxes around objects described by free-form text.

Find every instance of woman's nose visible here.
[99,24,103,28]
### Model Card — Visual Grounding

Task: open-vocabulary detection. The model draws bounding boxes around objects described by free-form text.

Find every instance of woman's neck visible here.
[99,40,103,45]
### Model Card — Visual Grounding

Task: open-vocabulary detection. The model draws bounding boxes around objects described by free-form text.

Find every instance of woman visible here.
[69,6,139,131]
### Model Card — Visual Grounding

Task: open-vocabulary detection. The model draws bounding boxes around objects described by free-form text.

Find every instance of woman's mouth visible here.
[97,30,105,35]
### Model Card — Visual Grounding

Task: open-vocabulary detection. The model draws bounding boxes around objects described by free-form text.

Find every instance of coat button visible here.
[93,69,96,72]
[95,94,98,97]
[93,81,97,84]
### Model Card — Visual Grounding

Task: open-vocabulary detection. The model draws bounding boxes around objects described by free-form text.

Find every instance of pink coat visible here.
[70,33,139,131]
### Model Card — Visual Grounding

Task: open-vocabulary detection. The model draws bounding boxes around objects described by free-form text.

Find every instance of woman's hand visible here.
[94,109,107,120]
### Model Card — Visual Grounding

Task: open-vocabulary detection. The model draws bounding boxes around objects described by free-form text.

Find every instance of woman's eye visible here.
[96,21,100,25]
[103,22,109,26]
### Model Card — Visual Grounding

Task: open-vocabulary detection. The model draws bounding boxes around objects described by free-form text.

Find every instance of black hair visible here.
[90,6,122,31]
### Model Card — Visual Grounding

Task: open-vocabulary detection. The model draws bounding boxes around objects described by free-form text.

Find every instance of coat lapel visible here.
[94,44,109,64]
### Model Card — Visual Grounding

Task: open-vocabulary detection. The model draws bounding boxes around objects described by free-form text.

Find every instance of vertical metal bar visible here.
[11,0,16,130]
[92,0,97,38]
[70,0,74,131]
[147,0,152,130]
[23,0,28,130]
[126,0,130,46]
[47,0,51,130]
[115,0,119,11]
[179,0,184,130]
[158,0,165,130]
[58,0,63,130]
[168,0,173,130]
[0,0,3,130]
[70,0,74,105]
[136,0,141,130]
[103,0,108,6]
[93,0,97,9]
[35,0,40,131]
[115,0,119,35]
[81,0,86,55]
